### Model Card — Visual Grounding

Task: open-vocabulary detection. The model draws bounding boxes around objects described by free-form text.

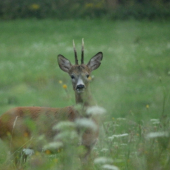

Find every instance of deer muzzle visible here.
[76,77,85,93]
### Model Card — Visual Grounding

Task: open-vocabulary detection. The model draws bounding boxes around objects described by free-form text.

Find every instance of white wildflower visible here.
[53,121,75,131]
[102,164,119,170]
[54,131,78,141]
[108,136,114,140]
[108,133,128,140]
[101,148,109,152]
[23,148,34,156]
[114,133,128,137]
[152,122,160,125]
[150,119,160,124]
[94,157,113,164]
[146,132,169,139]
[43,141,63,151]
[150,119,159,122]
[86,106,106,116]
[75,118,97,131]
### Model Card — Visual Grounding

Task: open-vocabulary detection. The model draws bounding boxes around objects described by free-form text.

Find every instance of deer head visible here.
[57,39,103,96]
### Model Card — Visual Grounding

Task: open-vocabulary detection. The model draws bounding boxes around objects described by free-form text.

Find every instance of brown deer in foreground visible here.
[0,39,103,164]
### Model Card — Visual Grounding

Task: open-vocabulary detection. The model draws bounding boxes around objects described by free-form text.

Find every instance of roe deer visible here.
[0,39,103,163]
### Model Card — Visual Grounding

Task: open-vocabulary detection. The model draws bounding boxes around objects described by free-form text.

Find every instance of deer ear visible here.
[58,54,72,73]
[87,52,103,71]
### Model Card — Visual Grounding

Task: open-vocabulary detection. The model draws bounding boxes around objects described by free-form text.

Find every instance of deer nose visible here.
[76,84,85,90]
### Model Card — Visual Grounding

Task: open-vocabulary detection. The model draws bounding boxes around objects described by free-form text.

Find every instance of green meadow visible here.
[0,19,170,169]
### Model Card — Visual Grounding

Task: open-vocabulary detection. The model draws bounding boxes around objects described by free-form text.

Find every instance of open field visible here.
[0,19,170,169]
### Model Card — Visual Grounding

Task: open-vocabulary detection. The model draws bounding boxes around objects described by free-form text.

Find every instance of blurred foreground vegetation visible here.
[0,19,170,169]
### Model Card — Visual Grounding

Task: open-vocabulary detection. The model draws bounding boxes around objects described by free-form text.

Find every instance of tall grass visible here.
[0,19,170,169]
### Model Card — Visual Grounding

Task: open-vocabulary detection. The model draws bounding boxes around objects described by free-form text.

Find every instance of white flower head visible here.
[102,164,119,170]
[86,106,106,116]
[150,119,160,125]
[108,136,114,140]
[108,133,128,140]
[23,148,34,156]
[101,148,109,152]
[94,157,113,164]
[150,119,159,122]
[146,132,169,139]
[54,131,78,141]
[43,141,63,151]
[53,121,75,131]
[75,118,97,131]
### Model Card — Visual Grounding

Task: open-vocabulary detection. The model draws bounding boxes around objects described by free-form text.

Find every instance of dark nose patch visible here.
[76,84,85,90]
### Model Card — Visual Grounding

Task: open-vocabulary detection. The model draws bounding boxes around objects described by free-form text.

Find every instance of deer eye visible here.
[71,75,75,79]
[86,75,89,78]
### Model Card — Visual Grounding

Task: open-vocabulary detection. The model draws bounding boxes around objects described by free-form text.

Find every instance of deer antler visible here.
[73,40,78,65]
[81,38,84,64]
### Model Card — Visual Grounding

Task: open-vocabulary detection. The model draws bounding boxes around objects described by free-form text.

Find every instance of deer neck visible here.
[75,88,94,107]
